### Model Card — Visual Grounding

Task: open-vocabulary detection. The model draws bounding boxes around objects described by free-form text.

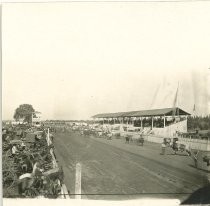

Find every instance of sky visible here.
[2,2,210,120]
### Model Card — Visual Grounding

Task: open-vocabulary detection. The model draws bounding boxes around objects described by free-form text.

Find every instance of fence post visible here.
[75,163,81,199]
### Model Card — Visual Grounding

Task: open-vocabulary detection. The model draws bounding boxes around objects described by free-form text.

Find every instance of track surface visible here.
[53,130,208,200]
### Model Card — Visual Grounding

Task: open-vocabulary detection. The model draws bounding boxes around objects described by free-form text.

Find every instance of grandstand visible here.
[92,107,190,138]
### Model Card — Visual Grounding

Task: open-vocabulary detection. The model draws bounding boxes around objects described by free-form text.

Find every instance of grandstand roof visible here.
[92,107,190,118]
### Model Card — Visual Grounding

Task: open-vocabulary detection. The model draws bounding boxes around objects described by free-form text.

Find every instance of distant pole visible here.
[177,81,179,110]
[47,128,50,145]
[190,131,192,149]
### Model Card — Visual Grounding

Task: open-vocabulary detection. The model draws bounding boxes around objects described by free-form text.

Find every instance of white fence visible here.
[151,120,187,137]
[143,134,210,151]
[178,137,210,151]
[143,135,164,144]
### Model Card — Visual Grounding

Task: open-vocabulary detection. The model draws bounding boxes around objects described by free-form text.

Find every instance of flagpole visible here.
[172,81,179,118]
[177,81,179,117]
[193,104,196,117]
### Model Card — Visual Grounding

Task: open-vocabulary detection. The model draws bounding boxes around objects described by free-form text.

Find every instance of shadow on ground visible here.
[166,153,189,156]
[181,183,210,205]
[188,164,210,173]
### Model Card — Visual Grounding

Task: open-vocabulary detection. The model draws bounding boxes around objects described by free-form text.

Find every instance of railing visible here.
[46,128,70,199]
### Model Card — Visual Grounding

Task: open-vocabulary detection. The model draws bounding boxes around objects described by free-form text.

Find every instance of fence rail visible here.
[143,134,210,151]
[46,128,71,199]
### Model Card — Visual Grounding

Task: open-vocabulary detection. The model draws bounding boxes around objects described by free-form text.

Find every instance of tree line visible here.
[187,115,210,131]
[13,104,210,131]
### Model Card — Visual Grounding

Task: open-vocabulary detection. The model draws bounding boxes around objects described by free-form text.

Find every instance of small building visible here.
[32,111,42,127]
[12,118,25,125]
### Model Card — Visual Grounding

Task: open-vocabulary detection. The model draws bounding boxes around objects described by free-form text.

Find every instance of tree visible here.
[13,104,35,123]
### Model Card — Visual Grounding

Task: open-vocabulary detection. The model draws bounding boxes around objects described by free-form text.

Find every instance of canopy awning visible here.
[92,107,190,118]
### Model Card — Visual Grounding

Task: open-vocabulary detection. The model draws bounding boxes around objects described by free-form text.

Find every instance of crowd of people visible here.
[2,124,64,198]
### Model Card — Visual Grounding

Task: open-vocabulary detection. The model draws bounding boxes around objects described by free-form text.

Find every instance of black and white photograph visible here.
[1,1,210,205]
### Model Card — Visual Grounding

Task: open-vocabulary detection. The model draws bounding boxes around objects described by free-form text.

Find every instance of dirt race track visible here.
[53,130,208,201]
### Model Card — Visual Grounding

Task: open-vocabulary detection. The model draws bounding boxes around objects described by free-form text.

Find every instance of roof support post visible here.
[151,116,153,129]
[163,115,165,128]
[141,117,143,129]
[103,118,104,125]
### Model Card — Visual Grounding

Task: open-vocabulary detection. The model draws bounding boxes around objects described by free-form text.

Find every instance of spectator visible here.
[160,141,166,155]
[11,145,18,156]
[193,151,199,168]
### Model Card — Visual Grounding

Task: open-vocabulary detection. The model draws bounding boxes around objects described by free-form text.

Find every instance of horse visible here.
[170,142,192,156]
[137,137,144,146]
[203,155,210,166]
[125,135,132,143]
[83,129,91,136]
[97,131,103,137]
[106,133,112,140]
